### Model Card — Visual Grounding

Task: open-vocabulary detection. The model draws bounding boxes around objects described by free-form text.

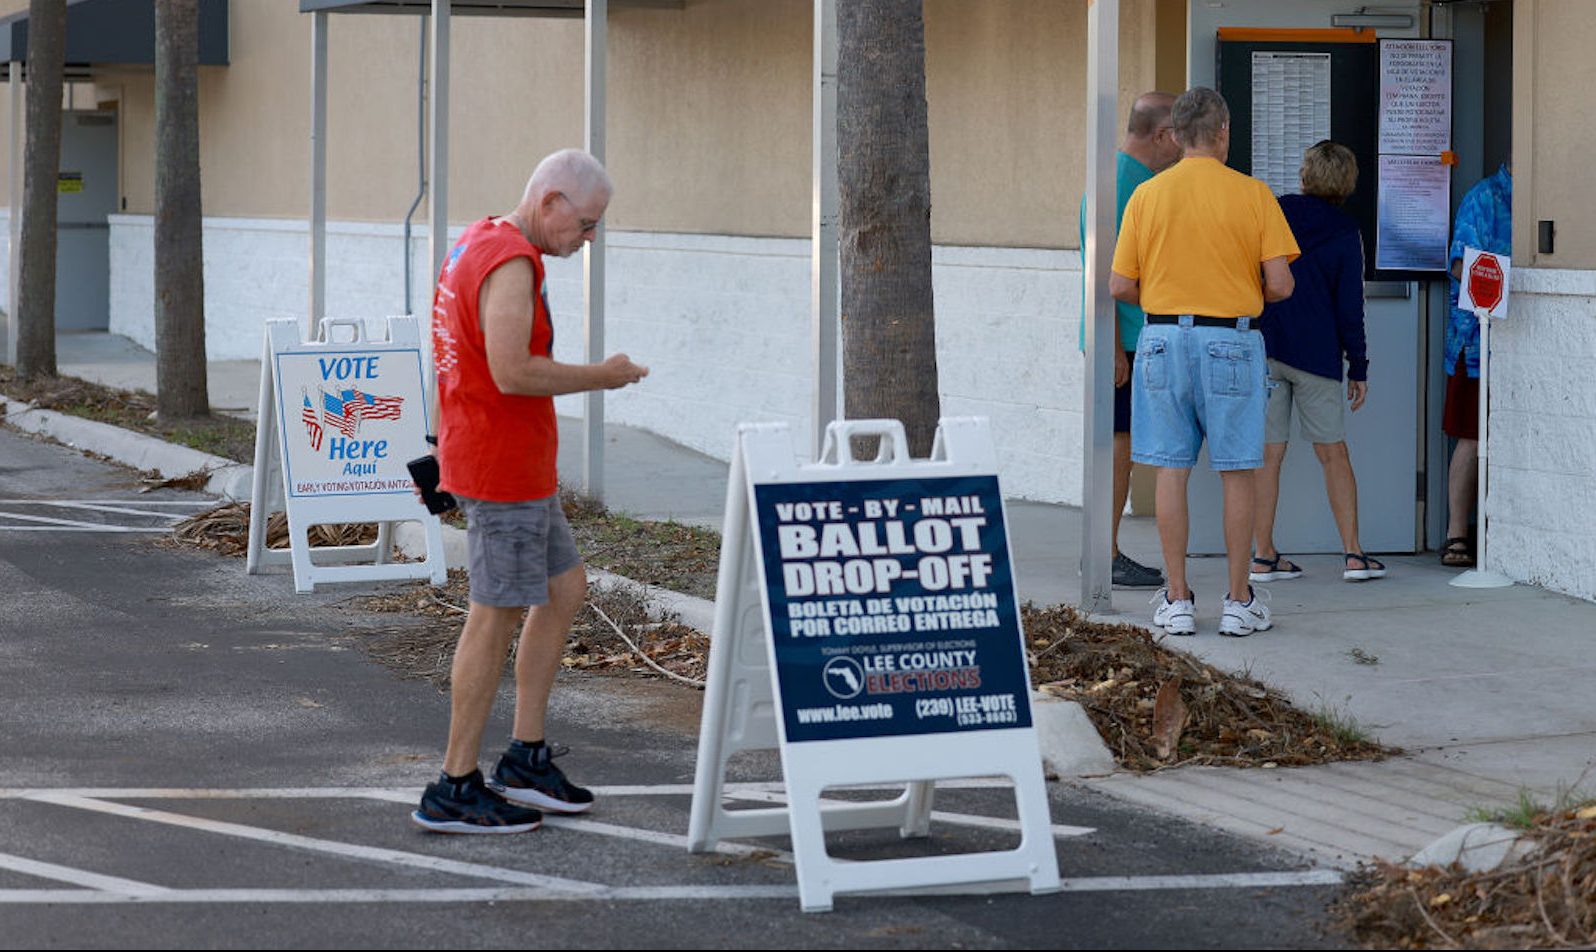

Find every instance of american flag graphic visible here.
[321,390,360,437]
[320,387,405,437]
[301,393,324,451]
[347,388,404,421]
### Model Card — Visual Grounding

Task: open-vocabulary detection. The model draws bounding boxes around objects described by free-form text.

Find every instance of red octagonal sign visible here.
[1468,253,1505,313]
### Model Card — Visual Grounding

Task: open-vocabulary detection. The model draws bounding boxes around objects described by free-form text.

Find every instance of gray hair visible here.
[1171,87,1229,149]
[523,148,613,206]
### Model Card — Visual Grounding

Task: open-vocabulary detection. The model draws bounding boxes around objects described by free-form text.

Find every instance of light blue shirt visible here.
[1446,164,1511,379]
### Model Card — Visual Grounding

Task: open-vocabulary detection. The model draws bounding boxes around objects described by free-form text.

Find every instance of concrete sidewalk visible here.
[43,331,1596,869]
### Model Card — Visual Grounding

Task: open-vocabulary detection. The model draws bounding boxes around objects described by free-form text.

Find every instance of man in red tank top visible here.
[413,149,649,834]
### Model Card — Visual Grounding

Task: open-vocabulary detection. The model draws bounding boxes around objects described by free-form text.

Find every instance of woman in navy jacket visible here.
[1250,141,1385,583]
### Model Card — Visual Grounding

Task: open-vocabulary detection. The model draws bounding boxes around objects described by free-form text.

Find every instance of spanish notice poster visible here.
[1379,39,1453,156]
[1377,154,1451,272]
[752,475,1033,744]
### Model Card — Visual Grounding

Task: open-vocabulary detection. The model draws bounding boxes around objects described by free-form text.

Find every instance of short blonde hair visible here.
[1299,140,1357,204]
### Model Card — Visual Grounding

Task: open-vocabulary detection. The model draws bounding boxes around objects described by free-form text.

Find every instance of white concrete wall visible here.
[108,214,450,358]
[1487,268,1596,602]
[106,215,1088,505]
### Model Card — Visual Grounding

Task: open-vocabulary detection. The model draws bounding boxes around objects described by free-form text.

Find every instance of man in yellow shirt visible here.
[1110,87,1299,637]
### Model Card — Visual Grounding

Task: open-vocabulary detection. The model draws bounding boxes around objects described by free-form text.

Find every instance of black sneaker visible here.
[489,742,595,814]
[411,769,543,834]
[1112,552,1166,589]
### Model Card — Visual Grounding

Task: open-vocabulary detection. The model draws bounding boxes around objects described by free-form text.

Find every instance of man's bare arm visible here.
[1261,256,1294,303]
[1110,271,1140,306]
[481,257,648,395]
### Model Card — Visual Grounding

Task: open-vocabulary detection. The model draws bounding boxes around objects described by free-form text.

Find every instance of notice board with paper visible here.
[1216,28,1444,282]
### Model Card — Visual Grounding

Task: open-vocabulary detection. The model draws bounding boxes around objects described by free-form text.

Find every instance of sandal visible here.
[1440,537,1475,568]
[1343,552,1387,582]
[1249,553,1303,582]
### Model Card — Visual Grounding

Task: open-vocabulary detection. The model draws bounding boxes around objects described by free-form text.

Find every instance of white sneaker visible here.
[1219,586,1272,637]
[1151,589,1196,636]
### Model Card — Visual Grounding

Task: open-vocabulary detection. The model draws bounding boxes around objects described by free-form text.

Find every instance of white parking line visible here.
[0,498,213,532]
[0,787,1343,906]
[358,788,795,862]
[0,885,804,905]
[24,794,605,895]
[0,869,1345,905]
[0,511,167,531]
[43,501,195,520]
[0,851,170,895]
[0,499,214,505]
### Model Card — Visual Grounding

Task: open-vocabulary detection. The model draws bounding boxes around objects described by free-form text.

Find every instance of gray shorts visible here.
[1264,359,1346,445]
[458,494,582,608]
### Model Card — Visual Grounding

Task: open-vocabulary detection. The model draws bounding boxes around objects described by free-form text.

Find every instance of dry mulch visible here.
[170,500,378,554]
[349,569,708,691]
[1023,603,1391,771]
[1335,805,1596,949]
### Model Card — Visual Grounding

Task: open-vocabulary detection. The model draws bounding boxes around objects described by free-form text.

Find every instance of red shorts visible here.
[1442,354,1479,441]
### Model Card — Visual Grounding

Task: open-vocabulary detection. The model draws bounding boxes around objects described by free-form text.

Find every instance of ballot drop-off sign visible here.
[752,474,1033,744]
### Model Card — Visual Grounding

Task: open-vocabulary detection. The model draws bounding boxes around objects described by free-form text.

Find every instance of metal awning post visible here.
[308,11,327,341]
[581,0,606,500]
[427,0,449,296]
[6,60,20,366]
[810,0,838,461]
[1080,0,1119,613]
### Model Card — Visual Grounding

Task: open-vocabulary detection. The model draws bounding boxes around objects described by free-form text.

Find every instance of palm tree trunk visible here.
[154,0,209,418]
[14,0,66,380]
[837,0,940,458]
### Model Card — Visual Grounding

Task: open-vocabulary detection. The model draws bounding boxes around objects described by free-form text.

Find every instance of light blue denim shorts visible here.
[1130,318,1269,471]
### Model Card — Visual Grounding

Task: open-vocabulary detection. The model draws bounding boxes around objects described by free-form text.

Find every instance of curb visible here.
[2,397,253,501]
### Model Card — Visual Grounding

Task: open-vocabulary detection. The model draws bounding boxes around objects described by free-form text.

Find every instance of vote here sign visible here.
[273,348,430,498]
[752,474,1033,744]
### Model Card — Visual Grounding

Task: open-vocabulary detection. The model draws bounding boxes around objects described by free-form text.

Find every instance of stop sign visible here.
[1468,253,1505,313]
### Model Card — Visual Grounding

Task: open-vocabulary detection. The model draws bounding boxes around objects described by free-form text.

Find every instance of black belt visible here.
[1146,314,1258,329]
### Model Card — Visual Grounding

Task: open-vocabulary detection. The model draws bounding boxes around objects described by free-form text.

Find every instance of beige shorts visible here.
[1264,359,1346,445]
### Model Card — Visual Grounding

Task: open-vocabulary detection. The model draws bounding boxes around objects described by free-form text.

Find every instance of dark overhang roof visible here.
[0,0,228,66]
[299,0,680,17]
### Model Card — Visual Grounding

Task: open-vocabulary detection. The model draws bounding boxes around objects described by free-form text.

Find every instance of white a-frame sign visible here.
[688,418,1060,912]
[247,317,447,593]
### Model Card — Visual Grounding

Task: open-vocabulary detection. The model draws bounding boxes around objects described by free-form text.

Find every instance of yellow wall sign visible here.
[57,172,83,194]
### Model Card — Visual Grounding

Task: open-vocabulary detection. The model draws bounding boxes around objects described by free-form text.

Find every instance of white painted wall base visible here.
[107,216,1088,506]
[1488,268,1596,602]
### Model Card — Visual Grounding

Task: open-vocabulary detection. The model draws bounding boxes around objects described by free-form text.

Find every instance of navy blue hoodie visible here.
[1259,194,1368,382]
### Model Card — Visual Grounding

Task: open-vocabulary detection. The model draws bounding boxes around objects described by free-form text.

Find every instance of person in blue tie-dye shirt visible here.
[1441,163,1511,567]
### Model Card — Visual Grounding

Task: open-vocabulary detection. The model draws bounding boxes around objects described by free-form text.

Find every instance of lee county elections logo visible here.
[822,656,864,699]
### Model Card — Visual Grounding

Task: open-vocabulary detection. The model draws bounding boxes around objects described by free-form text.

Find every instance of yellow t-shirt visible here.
[1111,156,1300,318]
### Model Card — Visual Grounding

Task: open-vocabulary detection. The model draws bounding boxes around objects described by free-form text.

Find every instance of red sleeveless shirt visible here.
[431,217,558,501]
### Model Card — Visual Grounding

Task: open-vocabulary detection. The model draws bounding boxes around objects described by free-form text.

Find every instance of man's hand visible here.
[1114,348,1130,388]
[1347,379,1367,412]
[598,353,649,389]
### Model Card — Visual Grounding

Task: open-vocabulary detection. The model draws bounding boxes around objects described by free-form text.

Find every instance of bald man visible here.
[413,149,648,834]
[1078,91,1182,589]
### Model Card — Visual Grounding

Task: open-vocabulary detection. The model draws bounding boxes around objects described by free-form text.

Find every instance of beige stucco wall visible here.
[2,0,1166,250]
[1514,0,1596,269]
